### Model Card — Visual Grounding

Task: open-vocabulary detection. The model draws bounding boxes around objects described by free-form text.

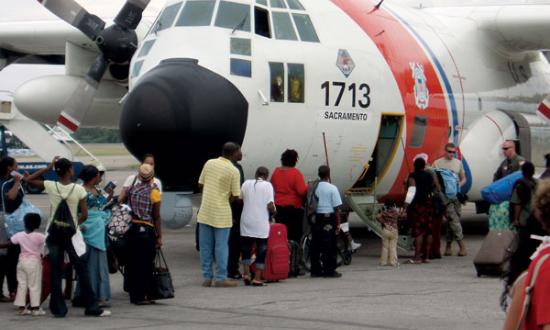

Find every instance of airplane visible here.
[2,0,550,241]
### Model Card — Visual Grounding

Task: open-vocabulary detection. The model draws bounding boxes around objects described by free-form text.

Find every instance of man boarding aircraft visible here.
[2,0,550,235]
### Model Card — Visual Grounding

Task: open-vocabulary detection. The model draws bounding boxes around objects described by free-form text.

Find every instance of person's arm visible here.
[458,168,467,188]
[503,274,526,330]
[294,170,308,197]
[5,175,22,201]
[229,170,241,203]
[78,198,88,225]
[0,241,13,248]
[153,202,162,248]
[24,156,57,190]
[334,207,341,233]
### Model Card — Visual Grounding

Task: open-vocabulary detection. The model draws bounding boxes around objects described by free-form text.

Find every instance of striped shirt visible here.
[197,157,241,228]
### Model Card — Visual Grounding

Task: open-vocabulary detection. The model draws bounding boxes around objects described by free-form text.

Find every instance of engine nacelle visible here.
[461,111,518,201]
[14,75,124,127]
[461,110,550,201]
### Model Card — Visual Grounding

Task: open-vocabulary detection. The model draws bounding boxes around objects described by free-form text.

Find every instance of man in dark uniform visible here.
[228,149,244,279]
[493,140,525,181]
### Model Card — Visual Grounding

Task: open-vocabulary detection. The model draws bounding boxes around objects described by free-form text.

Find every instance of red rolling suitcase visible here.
[263,223,290,282]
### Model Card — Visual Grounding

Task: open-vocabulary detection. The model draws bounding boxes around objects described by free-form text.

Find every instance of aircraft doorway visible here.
[352,114,403,190]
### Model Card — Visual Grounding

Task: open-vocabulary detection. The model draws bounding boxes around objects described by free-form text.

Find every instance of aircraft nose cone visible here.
[120,58,248,191]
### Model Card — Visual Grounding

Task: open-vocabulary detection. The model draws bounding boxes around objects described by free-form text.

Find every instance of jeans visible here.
[199,223,230,282]
[241,236,268,270]
[0,244,19,296]
[75,245,111,302]
[47,237,101,317]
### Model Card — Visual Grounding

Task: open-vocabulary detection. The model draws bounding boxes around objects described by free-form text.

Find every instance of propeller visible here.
[37,0,151,133]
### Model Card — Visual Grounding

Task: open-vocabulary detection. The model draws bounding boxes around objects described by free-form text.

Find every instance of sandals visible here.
[243,275,252,286]
[406,259,423,264]
[251,280,266,287]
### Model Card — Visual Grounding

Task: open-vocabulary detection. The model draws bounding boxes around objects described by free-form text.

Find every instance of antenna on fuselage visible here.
[375,0,384,9]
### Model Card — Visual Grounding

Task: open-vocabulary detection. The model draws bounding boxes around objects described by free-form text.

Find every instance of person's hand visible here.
[105,187,114,196]
[79,225,86,233]
[335,223,341,235]
[155,238,163,249]
[14,174,21,183]
[49,156,60,170]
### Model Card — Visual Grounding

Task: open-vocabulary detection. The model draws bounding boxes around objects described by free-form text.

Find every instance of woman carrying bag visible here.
[119,163,163,305]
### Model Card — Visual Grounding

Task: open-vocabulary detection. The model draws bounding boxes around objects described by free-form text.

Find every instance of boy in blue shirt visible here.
[310,165,342,278]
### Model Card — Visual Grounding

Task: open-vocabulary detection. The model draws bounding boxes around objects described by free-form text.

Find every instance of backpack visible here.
[434,168,459,199]
[305,180,320,220]
[47,183,76,243]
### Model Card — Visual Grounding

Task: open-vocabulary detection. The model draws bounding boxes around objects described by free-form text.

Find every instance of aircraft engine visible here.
[460,110,550,201]
[120,58,248,228]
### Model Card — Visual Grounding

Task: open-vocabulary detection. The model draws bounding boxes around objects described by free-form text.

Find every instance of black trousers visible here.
[228,202,243,277]
[0,245,19,296]
[47,237,100,317]
[125,225,156,303]
[310,214,337,276]
[275,206,304,243]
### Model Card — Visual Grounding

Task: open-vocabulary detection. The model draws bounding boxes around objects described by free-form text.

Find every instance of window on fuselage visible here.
[409,115,427,148]
[254,6,271,38]
[176,0,216,27]
[215,1,251,32]
[231,38,251,56]
[257,0,268,5]
[288,63,304,103]
[137,40,156,57]
[153,2,183,32]
[292,13,319,42]
[269,62,285,102]
[131,60,144,78]
[230,59,252,77]
[272,12,297,40]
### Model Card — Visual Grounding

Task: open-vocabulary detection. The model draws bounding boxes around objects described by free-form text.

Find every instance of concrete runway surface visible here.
[0,169,506,329]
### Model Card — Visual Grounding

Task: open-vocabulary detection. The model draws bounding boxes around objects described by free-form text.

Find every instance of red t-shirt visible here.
[270,167,307,209]
[523,245,550,330]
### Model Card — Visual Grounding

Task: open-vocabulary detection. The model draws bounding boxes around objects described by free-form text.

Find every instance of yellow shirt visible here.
[44,181,87,227]
[197,157,241,228]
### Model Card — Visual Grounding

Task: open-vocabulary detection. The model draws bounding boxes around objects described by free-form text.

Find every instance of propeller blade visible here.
[57,54,109,133]
[114,0,151,30]
[38,0,105,40]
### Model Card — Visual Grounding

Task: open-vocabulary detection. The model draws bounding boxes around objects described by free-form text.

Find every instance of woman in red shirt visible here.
[270,149,307,244]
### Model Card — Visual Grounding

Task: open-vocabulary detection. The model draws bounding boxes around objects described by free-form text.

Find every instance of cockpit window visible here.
[292,14,319,42]
[254,6,271,38]
[286,0,305,10]
[176,0,216,27]
[270,0,286,8]
[154,2,183,32]
[272,12,297,40]
[288,63,304,103]
[256,0,268,5]
[230,38,251,56]
[215,1,251,32]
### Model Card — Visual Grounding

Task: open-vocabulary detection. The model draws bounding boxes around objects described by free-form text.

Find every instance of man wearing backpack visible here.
[433,143,468,257]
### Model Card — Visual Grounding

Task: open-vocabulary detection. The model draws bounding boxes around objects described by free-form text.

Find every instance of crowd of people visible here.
[0,139,549,329]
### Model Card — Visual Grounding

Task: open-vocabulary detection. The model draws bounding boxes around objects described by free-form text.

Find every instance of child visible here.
[376,201,405,267]
[0,213,45,315]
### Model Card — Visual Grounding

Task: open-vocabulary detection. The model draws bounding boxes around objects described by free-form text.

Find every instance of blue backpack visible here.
[435,168,459,199]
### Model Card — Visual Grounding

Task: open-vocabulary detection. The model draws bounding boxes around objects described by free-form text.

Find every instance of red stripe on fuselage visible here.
[539,101,550,120]
[57,115,79,133]
[332,0,450,199]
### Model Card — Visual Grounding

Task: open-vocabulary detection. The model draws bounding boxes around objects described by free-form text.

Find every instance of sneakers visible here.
[351,241,362,252]
[31,308,46,316]
[214,279,238,287]
[85,309,111,317]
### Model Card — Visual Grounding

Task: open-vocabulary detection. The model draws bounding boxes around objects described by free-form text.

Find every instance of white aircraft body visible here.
[2,0,550,230]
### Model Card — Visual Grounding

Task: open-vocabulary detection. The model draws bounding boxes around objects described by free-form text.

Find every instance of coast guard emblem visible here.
[410,62,429,109]
[336,49,355,78]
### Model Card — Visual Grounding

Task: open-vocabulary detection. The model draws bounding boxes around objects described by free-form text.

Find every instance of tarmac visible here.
[0,168,506,329]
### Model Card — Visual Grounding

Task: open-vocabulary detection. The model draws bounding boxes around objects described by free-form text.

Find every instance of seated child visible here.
[0,213,46,315]
[376,201,406,267]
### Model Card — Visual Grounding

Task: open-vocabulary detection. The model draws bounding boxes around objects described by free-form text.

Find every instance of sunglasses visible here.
[502,147,511,151]
[446,150,455,153]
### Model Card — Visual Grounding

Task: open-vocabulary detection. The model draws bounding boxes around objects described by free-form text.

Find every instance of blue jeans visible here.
[199,223,230,281]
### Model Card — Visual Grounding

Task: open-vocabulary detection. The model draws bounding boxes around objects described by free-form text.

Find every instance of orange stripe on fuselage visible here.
[332,0,450,200]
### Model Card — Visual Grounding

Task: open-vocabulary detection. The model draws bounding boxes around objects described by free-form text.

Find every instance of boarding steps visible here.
[345,190,414,251]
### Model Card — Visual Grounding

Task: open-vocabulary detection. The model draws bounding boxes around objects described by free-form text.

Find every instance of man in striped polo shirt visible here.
[197,142,242,287]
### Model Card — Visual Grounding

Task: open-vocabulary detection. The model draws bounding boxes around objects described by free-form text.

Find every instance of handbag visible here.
[107,204,133,239]
[2,180,42,237]
[148,249,175,300]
